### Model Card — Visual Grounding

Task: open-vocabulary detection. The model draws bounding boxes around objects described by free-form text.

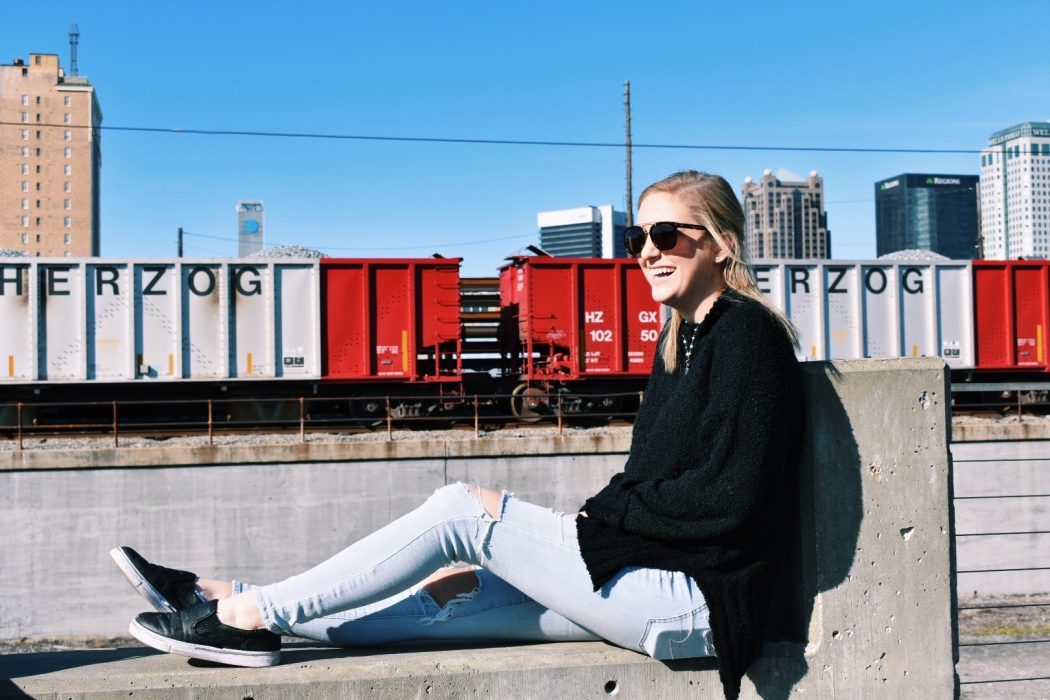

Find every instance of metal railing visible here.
[953,478,1050,691]
[0,390,643,448]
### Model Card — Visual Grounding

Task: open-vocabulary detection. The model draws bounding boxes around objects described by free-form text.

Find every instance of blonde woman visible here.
[114,171,800,700]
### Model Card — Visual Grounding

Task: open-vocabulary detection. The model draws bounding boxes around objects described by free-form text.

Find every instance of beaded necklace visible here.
[681,322,701,374]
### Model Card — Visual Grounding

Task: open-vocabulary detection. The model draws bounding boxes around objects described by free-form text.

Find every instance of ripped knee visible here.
[421,568,480,608]
[466,484,504,520]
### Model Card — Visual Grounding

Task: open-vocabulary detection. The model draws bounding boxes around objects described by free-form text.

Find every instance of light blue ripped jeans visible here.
[238,483,714,660]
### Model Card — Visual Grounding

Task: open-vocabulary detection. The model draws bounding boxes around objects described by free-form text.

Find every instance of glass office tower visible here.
[874,174,979,259]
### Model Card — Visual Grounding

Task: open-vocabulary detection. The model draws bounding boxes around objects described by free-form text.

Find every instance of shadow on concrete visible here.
[0,647,154,698]
[746,363,863,700]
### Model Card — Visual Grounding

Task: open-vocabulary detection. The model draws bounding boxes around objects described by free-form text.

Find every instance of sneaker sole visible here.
[129,619,280,667]
[109,547,177,614]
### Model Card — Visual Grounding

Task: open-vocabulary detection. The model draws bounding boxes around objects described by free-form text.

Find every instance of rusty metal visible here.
[386,396,393,439]
[299,397,306,443]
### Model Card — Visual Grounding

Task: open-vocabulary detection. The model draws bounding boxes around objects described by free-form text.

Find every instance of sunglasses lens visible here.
[650,223,679,251]
[623,226,646,256]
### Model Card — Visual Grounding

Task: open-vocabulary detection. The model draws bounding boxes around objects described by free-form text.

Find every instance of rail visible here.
[953,444,1050,692]
[0,390,643,447]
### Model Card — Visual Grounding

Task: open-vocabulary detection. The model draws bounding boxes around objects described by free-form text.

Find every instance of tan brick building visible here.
[742,168,830,259]
[0,53,101,257]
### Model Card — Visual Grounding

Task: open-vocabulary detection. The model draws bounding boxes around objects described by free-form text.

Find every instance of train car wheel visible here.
[510,384,547,423]
[350,398,386,428]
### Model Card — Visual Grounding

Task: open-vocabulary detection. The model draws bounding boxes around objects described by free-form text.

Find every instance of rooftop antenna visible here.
[69,23,79,76]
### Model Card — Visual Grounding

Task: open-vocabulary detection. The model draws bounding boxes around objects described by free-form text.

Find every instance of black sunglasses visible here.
[623,222,707,256]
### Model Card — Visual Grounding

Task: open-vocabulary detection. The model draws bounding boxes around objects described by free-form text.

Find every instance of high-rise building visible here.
[874,174,979,259]
[979,121,1050,259]
[537,205,627,258]
[0,53,102,257]
[742,168,830,259]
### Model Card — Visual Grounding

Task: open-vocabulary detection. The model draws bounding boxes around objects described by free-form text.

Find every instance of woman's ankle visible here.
[216,592,266,630]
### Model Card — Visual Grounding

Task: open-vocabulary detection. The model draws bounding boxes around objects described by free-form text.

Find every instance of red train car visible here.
[321,258,462,382]
[498,256,659,419]
[973,260,1049,373]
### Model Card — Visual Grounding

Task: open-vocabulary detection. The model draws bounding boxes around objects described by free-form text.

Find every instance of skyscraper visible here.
[537,205,627,258]
[741,169,830,259]
[874,174,979,259]
[979,121,1050,259]
[0,53,102,256]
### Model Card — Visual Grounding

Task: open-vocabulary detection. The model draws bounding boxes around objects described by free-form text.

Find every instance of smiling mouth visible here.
[651,267,675,279]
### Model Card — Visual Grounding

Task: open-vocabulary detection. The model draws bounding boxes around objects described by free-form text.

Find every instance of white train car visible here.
[0,259,321,383]
[752,260,975,369]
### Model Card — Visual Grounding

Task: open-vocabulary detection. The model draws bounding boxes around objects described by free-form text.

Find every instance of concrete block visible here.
[0,359,957,698]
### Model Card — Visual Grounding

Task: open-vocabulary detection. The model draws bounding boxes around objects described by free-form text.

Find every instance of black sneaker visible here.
[130,599,281,667]
[110,546,207,613]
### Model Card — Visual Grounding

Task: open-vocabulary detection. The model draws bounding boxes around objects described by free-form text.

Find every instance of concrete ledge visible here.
[0,432,633,471]
[952,420,1050,442]
[1,641,727,699]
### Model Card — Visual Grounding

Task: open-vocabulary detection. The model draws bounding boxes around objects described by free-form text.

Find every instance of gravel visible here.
[251,244,326,259]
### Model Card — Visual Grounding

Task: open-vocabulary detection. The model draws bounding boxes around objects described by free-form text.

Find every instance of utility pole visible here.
[177,227,183,258]
[624,81,633,226]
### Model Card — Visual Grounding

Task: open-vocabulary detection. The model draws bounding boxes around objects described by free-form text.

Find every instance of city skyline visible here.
[0,3,1047,275]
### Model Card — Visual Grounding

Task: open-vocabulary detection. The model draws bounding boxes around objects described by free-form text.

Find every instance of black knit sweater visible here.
[577,288,802,700]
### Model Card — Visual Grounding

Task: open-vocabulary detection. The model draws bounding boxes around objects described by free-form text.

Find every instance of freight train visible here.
[0,255,1046,427]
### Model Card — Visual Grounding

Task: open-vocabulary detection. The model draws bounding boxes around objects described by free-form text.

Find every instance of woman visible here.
[114,171,801,700]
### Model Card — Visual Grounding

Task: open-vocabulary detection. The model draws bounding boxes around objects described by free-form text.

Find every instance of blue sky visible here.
[3,1,1048,275]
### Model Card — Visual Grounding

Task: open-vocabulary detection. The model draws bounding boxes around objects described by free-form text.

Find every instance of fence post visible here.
[386,397,393,440]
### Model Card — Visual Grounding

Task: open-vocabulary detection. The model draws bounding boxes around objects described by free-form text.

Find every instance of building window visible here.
[63,130,71,141]
[35,182,41,191]
[21,181,28,192]
[21,216,29,227]
[20,129,28,141]
[21,234,28,244]
[35,130,41,139]
[21,95,28,106]
[20,112,28,123]
[35,148,41,156]
[64,95,71,107]
[63,164,71,175]
[63,182,71,193]
[34,95,40,104]
[35,113,41,123]
[35,165,40,173]
[21,199,29,210]
[34,217,40,226]
[33,55,41,65]
[63,234,71,245]
[64,147,71,158]
[35,234,40,243]
[20,164,28,175]
[63,199,71,210]
[63,113,71,124]
[64,216,71,227]
[21,147,29,157]
[36,200,41,208]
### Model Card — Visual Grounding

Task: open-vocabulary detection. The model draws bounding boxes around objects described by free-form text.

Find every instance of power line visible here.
[0,120,984,155]
[182,230,535,251]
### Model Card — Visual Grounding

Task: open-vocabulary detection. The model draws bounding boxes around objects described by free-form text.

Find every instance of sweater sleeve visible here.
[612,308,797,545]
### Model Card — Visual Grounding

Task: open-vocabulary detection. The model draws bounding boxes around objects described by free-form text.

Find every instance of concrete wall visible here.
[0,359,958,698]
[952,440,1050,596]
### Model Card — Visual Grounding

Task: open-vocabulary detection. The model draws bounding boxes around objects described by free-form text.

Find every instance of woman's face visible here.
[635,191,728,321]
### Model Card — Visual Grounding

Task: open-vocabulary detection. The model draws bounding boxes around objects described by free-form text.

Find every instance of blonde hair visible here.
[638,170,799,372]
